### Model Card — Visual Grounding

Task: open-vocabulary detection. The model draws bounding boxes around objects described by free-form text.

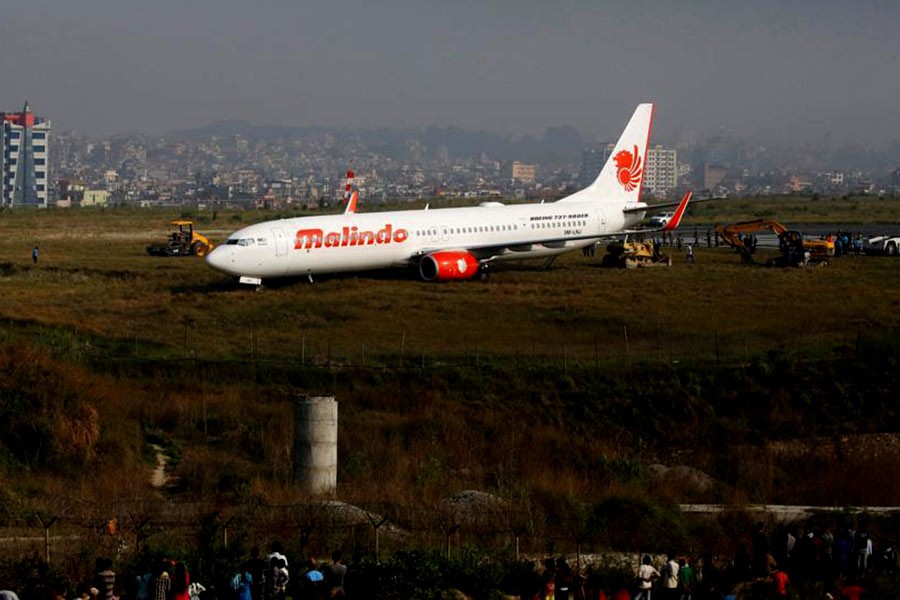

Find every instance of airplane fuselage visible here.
[205,200,645,280]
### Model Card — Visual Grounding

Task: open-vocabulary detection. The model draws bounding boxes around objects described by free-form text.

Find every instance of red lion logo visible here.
[614,145,643,192]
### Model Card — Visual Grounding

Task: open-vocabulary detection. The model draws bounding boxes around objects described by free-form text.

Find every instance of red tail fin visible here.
[343,170,358,214]
[661,190,692,231]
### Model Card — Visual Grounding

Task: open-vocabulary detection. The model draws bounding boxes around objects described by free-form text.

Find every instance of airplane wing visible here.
[624,192,723,214]
[619,190,693,234]
[655,190,691,232]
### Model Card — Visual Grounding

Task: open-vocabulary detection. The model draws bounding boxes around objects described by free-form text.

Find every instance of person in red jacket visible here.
[770,567,789,599]
[171,562,190,600]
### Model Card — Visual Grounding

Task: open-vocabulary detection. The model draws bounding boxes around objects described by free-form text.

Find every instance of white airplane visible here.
[206,103,692,285]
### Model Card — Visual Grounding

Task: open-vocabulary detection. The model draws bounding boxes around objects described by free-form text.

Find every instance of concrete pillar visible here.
[293,395,338,495]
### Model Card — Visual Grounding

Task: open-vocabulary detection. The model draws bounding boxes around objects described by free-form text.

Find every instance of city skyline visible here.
[2,1,899,148]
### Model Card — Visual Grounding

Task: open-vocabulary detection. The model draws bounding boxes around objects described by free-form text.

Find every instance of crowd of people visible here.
[504,520,899,599]
[2,520,899,600]
[225,546,347,600]
[0,545,348,600]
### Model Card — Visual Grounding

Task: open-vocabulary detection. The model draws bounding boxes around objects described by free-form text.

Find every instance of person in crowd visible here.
[541,558,556,600]
[677,557,693,600]
[187,580,205,600]
[554,556,573,600]
[134,561,153,600]
[854,528,873,576]
[171,562,190,600]
[752,522,770,578]
[152,561,171,600]
[242,547,267,600]
[635,555,659,600]
[660,554,679,600]
[298,556,322,600]
[838,578,865,600]
[770,566,789,599]
[230,567,252,600]
[93,558,116,600]
[322,550,347,599]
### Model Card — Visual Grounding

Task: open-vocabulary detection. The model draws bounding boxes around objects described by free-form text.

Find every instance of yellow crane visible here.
[715,220,834,267]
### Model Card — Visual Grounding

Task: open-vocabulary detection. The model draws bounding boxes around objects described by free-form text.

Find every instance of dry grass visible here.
[1,204,900,518]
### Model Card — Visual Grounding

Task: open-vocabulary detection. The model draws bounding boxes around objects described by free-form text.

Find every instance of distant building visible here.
[703,164,727,190]
[1,101,52,207]
[503,161,536,184]
[644,145,678,196]
[787,176,812,193]
[702,137,743,167]
[56,179,86,207]
[578,144,614,188]
[82,190,110,207]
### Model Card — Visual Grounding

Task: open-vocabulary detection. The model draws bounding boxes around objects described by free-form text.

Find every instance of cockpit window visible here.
[225,239,239,245]
[238,238,255,247]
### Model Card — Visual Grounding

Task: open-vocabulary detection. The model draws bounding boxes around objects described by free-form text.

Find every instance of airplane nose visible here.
[205,246,233,274]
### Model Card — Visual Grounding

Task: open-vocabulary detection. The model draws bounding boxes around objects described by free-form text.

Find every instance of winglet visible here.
[343,170,358,214]
[661,190,692,231]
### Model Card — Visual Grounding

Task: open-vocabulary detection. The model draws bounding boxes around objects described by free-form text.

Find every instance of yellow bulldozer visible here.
[715,219,834,267]
[146,220,214,257]
[600,239,672,268]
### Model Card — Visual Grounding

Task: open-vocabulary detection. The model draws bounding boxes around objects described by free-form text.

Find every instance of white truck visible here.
[863,235,900,256]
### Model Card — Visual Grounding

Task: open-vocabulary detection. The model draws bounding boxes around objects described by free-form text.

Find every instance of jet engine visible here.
[419,251,480,281]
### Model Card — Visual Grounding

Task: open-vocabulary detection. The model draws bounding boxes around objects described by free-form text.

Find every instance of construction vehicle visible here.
[715,220,834,267]
[146,220,214,257]
[600,239,672,268]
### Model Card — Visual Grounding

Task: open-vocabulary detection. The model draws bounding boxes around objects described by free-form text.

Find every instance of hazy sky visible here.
[2,0,898,147]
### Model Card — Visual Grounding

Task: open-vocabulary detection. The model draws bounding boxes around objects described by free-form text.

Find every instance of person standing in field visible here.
[171,562,190,600]
[635,555,659,600]
[32,245,39,264]
[323,550,347,599]
[93,558,116,600]
[152,561,171,600]
[770,566,789,599]
[677,558,693,600]
[660,554,679,600]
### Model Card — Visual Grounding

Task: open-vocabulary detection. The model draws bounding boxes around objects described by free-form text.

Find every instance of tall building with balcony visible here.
[2,101,51,207]
[644,145,678,196]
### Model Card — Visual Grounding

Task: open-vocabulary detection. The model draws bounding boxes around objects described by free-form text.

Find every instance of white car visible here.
[646,212,675,228]
[863,235,900,256]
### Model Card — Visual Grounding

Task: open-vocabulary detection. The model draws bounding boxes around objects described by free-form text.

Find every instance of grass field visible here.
[1,202,898,368]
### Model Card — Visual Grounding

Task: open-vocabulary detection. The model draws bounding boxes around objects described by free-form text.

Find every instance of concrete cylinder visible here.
[293,395,338,495]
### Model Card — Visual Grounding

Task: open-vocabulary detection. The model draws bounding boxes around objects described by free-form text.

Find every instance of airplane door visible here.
[440,225,451,242]
[595,209,607,235]
[272,228,288,257]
